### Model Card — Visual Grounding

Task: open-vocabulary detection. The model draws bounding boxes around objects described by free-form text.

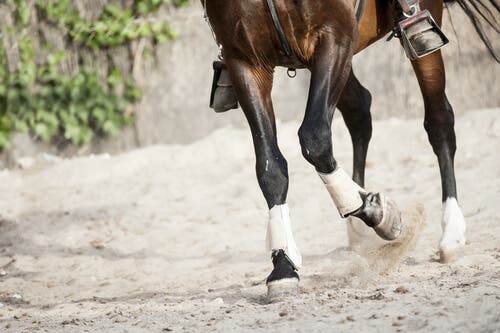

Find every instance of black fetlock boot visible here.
[210,60,239,113]
[266,249,299,300]
[393,0,449,59]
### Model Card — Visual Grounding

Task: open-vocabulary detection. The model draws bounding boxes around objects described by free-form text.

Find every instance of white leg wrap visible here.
[440,198,466,251]
[266,204,302,269]
[318,167,366,217]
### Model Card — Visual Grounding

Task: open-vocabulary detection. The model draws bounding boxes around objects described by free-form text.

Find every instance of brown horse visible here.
[202,0,498,298]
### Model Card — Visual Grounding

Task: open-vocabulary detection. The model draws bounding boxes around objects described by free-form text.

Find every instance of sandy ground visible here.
[0,108,499,332]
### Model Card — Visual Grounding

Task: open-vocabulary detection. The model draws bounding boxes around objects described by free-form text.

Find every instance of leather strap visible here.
[355,0,366,22]
[265,0,293,57]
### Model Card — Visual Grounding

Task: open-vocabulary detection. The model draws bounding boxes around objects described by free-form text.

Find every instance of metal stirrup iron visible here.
[394,0,449,60]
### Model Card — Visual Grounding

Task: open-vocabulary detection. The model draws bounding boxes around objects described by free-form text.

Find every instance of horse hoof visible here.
[266,278,299,301]
[439,244,464,263]
[439,238,465,263]
[373,196,402,241]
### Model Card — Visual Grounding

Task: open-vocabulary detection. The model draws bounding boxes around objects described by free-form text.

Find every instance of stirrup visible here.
[398,9,449,60]
[210,61,239,113]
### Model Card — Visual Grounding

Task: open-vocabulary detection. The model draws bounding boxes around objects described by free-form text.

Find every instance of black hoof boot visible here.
[266,249,299,301]
[352,192,402,241]
[210,61,238,113]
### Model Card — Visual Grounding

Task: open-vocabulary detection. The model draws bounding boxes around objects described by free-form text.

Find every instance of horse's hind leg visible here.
[298,32,401,241]
[411,52,465,262]
[337,69,373,187]
[225,58,301,298]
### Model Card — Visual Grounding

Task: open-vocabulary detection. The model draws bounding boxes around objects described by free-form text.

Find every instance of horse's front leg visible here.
[299,32,402,242]
[411,51,465,262]
[225,58,301,298]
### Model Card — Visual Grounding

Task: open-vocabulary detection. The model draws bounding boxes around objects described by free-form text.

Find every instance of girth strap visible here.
[265,0,293,57]
[265,0,366,58]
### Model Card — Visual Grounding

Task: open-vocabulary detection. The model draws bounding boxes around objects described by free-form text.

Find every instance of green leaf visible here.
[17,4,30,26]
[14,119,29,133]
[34,122,51,141]
[107,69,122,87]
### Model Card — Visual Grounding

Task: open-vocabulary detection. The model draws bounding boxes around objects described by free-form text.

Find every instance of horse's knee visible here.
[256,153,288,207]
[298,124,336,173]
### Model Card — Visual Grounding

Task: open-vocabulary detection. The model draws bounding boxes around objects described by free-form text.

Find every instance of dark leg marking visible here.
[226,59,288,209]
[412,51,457,202]
[298,33,355,174]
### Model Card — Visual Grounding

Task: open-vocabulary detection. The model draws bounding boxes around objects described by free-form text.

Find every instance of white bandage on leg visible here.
[266,204,302,269]
[318,167,366,218]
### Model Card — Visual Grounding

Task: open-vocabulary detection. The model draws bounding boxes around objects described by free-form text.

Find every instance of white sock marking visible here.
[440,198,466,251]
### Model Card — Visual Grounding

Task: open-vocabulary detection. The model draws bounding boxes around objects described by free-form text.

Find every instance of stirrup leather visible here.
[395,0,449,60]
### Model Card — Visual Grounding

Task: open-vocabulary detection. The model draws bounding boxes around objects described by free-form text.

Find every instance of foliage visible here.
[0,0,188,147]
[37,0,187,48]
